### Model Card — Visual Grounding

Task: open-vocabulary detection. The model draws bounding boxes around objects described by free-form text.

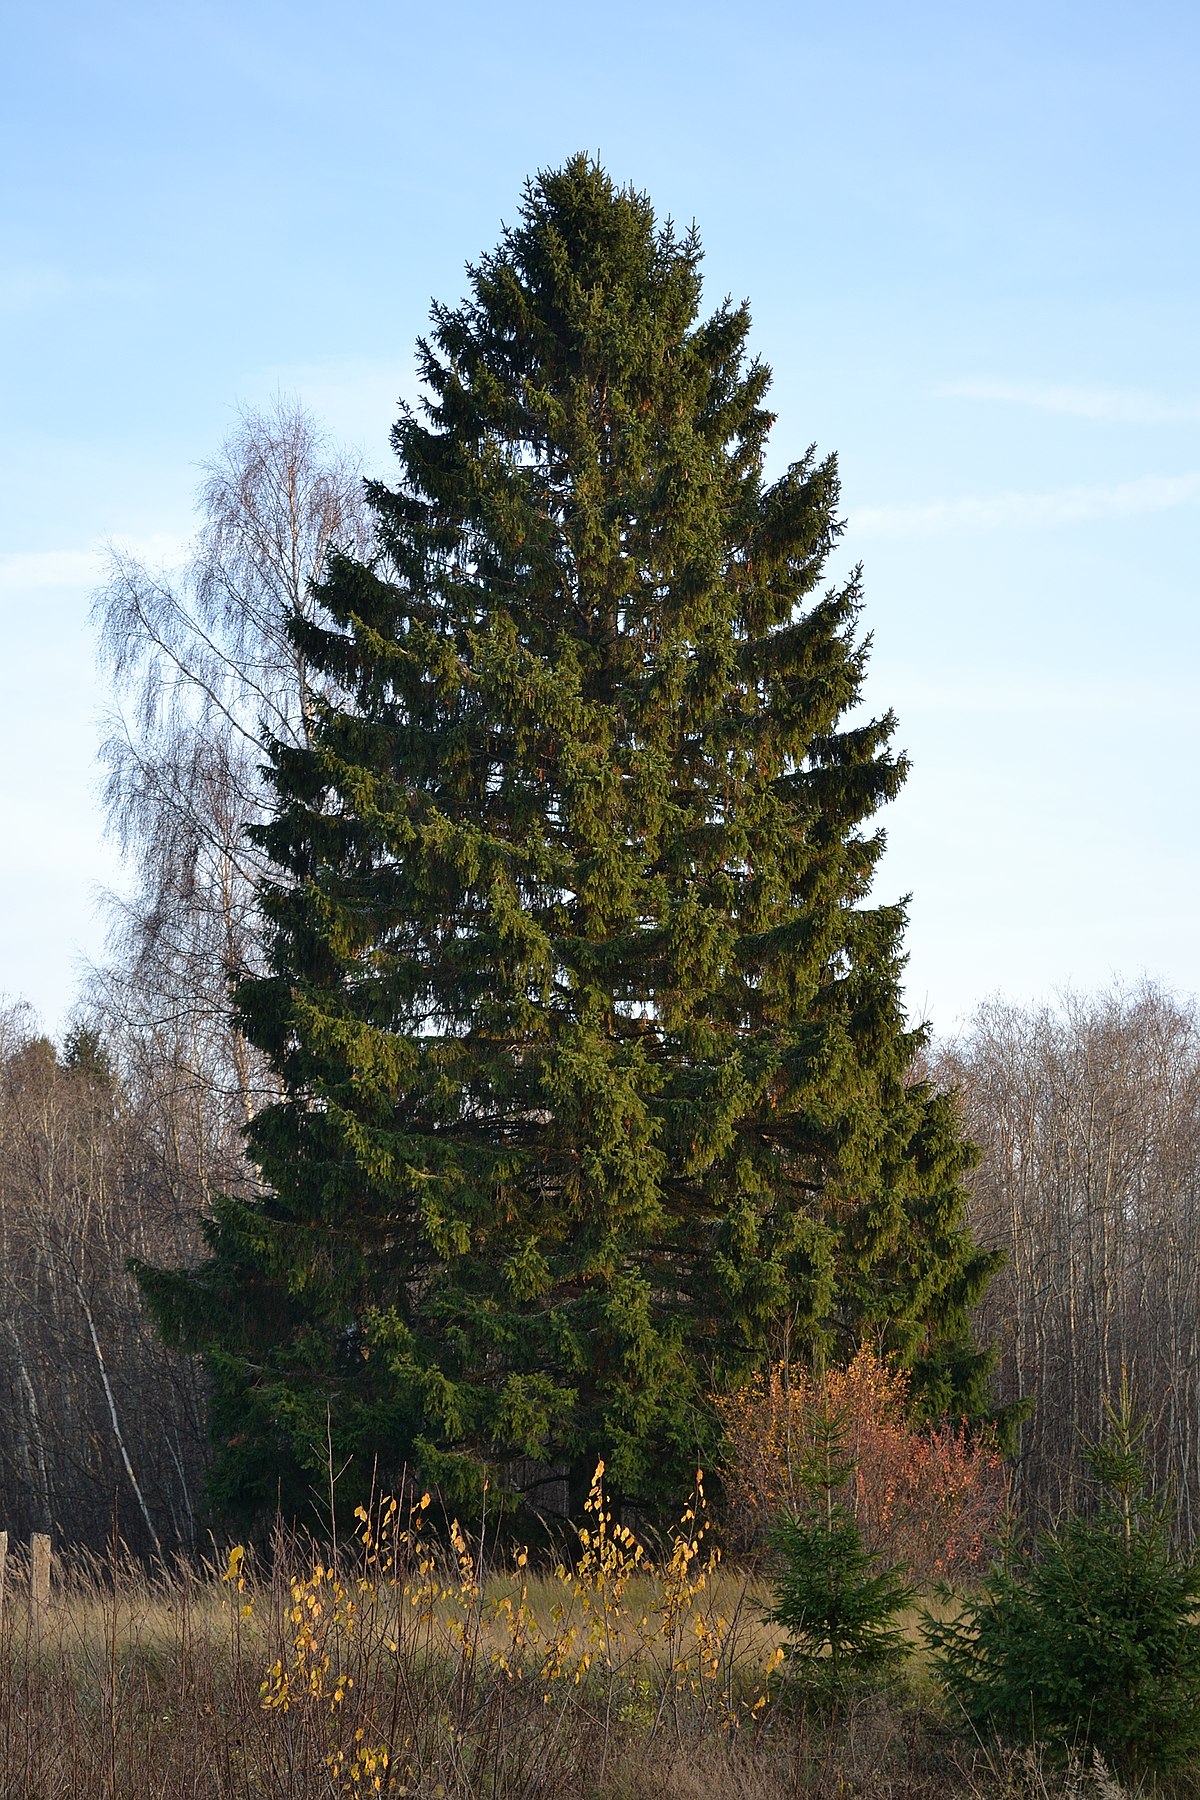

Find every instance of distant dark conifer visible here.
[137,158,997,1524]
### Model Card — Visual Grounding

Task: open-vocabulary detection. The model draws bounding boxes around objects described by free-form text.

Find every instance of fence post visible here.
[0,1529,7,1626]
[31,1532,51,1616]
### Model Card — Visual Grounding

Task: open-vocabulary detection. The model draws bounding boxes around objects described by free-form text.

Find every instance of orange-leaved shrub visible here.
[716,1348,1008,1582]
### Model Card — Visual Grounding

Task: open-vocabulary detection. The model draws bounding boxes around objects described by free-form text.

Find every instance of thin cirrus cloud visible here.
[940,377,1200,424]
[0,547,106,593]
[0,535,188,597]
[0,267,74,310]
[0,265,146,311]
[854,471,1200,536]
[256,358,417,465]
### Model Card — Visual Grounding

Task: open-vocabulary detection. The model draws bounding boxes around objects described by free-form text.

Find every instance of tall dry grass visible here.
[0,1481,1161,1800]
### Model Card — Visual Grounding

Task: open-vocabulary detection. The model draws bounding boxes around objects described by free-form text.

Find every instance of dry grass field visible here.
[0,1491,1155,1800]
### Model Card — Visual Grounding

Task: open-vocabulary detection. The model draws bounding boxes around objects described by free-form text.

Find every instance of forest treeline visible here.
[939,987,1200,1536]
[5,979,1197,1556]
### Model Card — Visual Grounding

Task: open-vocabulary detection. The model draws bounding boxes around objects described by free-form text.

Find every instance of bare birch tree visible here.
[90,396,374,1150]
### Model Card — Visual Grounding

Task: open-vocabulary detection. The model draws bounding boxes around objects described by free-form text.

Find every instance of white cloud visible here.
[0,534,188,597]
[887,670,1188,717]
[0,548,103,592]
[250,357,415,468]
[0,267,72,310]
[0,265,146,311]
[940,378,1200,424]
[854,471,1200,536]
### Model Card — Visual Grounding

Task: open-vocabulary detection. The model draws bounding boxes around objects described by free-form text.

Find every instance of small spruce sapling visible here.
[766,1396,914,1696]
[925,1387,1200,1777]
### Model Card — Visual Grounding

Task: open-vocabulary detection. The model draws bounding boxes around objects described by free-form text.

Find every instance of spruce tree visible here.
[138,157,998,1524]
[767,1405,914,1697]
[927,1394,1200,1776]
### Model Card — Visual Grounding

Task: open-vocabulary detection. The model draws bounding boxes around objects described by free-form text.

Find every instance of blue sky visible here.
[2,0,1197,1037]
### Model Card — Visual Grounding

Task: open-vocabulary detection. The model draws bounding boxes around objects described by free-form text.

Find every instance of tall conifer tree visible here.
[139,158,998,1523]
